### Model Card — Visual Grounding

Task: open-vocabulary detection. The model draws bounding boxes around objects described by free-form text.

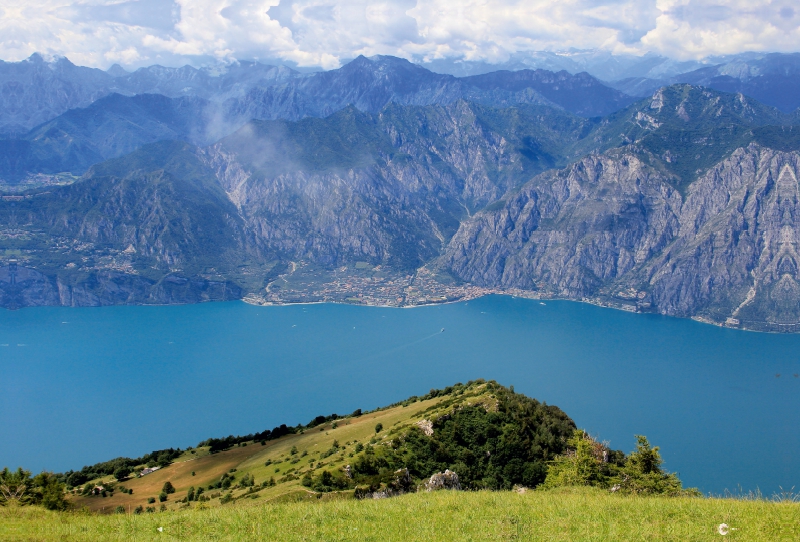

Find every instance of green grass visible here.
[2,487,798,541]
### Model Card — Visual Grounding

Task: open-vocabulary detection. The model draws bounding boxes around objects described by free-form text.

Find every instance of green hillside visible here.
[2,381,799,540]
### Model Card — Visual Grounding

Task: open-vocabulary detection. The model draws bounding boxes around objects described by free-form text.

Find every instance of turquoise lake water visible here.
[1,295,798,495]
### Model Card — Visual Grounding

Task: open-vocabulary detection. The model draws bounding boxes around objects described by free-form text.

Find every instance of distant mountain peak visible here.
[106,64,128,77]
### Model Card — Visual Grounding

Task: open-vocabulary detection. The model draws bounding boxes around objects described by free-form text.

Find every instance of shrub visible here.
[147,497,155,504]
[613,436,700,496]
[162,481,175,494]
[374,423,383,434]
[133,506,143,515]
[541,430,611,489]
[158,492,167,502]
[237,474,254,489]
[114,505,125,514]
[0,469,68,510]
[113,466,131,481]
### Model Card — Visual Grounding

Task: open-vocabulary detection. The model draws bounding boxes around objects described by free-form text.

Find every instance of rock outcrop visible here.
[425,469,461,491]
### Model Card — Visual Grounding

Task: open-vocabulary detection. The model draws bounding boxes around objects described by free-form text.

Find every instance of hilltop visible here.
[57,381,577,512]
[2,381,799,541]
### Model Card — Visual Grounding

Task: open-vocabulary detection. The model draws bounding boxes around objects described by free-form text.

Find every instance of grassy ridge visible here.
[66,395,448,513]
[3,488,798,541]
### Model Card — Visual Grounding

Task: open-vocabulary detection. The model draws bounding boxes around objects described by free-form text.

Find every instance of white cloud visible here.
[643,1,800,59]
[0,0,798,69]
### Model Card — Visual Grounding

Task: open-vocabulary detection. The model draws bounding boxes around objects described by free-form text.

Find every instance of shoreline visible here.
[241,291,792,334]
[1,290,790,334]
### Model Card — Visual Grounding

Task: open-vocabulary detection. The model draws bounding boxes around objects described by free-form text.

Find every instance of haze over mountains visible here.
[2,52,800,331]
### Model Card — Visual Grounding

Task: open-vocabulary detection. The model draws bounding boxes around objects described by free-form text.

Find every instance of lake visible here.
[1,295,798,495]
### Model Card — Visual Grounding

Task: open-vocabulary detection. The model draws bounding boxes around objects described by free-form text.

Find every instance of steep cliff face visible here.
[202,102,588,270]
[442,145,800,331]
[441,152,683,293]
[641,147,800,328]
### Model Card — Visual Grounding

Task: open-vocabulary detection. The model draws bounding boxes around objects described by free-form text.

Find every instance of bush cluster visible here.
[541,431,699,496]
[0,468,68,510]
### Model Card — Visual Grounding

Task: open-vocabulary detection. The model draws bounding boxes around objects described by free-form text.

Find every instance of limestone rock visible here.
[415,419,434,436]
[425,469,461,491]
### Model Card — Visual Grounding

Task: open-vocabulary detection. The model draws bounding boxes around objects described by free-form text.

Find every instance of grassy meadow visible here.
[3,487,799,541]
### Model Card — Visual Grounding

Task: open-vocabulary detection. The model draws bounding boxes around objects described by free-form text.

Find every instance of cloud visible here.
[1,0,799,70]
[643,0,800,59]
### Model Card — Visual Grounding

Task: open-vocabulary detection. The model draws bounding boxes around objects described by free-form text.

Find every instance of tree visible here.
[613,436,699,496]
[541,430,606,489]
[0,468,35,506]
[162,481,175,494]
[0,468,68,511]
[374,423,383,434]
[113,466,131,481]
[33,473,69,511]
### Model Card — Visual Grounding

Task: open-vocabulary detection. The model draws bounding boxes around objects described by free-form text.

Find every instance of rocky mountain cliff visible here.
[441,144,800,331]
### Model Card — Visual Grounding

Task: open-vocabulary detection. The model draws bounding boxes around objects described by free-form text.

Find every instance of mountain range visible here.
[2,53,800,331]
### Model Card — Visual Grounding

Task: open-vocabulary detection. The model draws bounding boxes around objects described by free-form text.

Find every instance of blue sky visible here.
[1,0,799,69]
